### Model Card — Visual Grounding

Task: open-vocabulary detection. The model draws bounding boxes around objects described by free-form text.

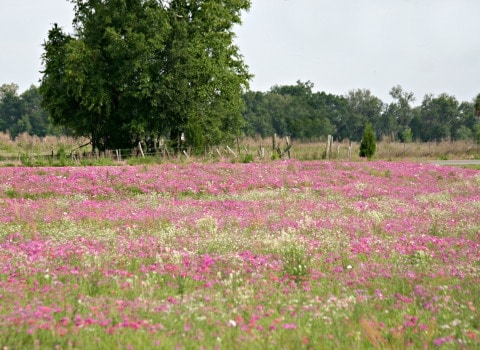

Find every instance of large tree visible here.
[160,0,251,151]
[415,93,460,141]
[379,85,415,141]
[0,84,22,136]
[242,81,336,140]
[341,89,383,141]
[40,0,251,152]
[0,84,55,138]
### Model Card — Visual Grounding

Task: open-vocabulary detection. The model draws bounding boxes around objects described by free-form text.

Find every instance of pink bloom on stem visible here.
[283,323,297,329]
[404,315,418,327]
[433,337,452,346]
[167,296,178,304]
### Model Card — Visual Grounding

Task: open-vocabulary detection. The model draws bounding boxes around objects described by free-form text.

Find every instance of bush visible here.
[126,156,160,166]
[359,122,376,159]
[56,145,68,166]
[241,153,254,163]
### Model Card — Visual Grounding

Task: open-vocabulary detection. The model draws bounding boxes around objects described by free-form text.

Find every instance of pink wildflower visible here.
[283,323,297,329]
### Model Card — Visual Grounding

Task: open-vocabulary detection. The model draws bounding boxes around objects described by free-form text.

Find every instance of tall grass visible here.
[1,132,480,166]
[247,137,480,159]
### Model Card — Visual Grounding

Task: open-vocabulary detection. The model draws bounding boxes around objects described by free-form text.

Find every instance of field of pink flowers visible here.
[0,160,479,349]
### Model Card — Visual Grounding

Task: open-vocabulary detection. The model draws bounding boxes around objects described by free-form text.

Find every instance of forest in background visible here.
[242,81,480,143]
[2,81,480,146]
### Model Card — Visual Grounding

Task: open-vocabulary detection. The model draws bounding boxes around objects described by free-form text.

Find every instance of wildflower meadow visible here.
[0,160,479,349]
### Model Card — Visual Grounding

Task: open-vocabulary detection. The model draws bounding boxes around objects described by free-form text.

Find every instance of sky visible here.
[1,0,479,105]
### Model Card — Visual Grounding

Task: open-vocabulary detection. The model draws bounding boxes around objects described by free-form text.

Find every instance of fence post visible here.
[259,146,265,159]
[272,134,277,155]
[326,135,333,159]
[285,136,291,159]
[226,145,237,158]
[138,142,145,158]
[116,149,121,162]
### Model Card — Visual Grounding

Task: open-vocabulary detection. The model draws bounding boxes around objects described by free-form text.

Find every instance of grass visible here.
[0,159,479,349]
[1,132,480,166]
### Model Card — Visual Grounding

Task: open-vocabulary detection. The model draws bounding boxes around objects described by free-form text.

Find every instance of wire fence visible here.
[1,136,480,165]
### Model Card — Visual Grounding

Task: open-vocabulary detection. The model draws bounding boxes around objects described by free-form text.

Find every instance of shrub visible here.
[359,122,376,159]
[56,145,68,166]
[241,153,254,163]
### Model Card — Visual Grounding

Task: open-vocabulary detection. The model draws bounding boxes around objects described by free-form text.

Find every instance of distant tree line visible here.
[2,79,480,145]
[0,83,63,139]
[242,81,480,143]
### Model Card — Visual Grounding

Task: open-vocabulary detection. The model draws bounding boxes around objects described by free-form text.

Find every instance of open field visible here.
[1,160,479,349]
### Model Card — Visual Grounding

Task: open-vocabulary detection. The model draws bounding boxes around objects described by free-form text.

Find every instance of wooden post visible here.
[272,134,277,154]
[164,145,171,160]
[327,135,330,159]
[138,142,145,158]
[236,137,241,156]
[285,136,291,159]
[326,135,333,159]
[226,145,237,158]
[329,135,333,159]
[116,149,121,162]
[259,146,265,159]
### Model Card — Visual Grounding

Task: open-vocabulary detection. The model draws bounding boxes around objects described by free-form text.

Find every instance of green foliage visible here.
[474,123,480,143]
[281,243,309,280]
[475,93,480,117]
[415,93,461,141]
[401,127,413,143]
[242,81,338,140]
[19,153,32,166]
[242,84,479,144]
[343,89,383,141]
[79,157,116,166]
[4,188,21,199]
[126,156,161,166]
[379,86,415,140]
[40,0,251,152]
[56,145,68,166]
[0,84,56,139]
[241,153,254,163]
[359,122,376,159]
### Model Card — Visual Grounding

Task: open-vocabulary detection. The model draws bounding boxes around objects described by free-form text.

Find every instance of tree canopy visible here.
[475,93,480,117]
[40,0,251,152]
[0,84,59,139]
[241,81,480,143]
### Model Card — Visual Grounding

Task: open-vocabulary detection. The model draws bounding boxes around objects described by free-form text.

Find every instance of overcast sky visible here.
[1,0,479,105]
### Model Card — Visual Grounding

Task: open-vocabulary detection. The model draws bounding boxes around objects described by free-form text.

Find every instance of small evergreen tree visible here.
[359,122,376,159]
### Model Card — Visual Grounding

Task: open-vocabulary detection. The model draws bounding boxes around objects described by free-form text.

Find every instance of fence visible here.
[1,136,480,165]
